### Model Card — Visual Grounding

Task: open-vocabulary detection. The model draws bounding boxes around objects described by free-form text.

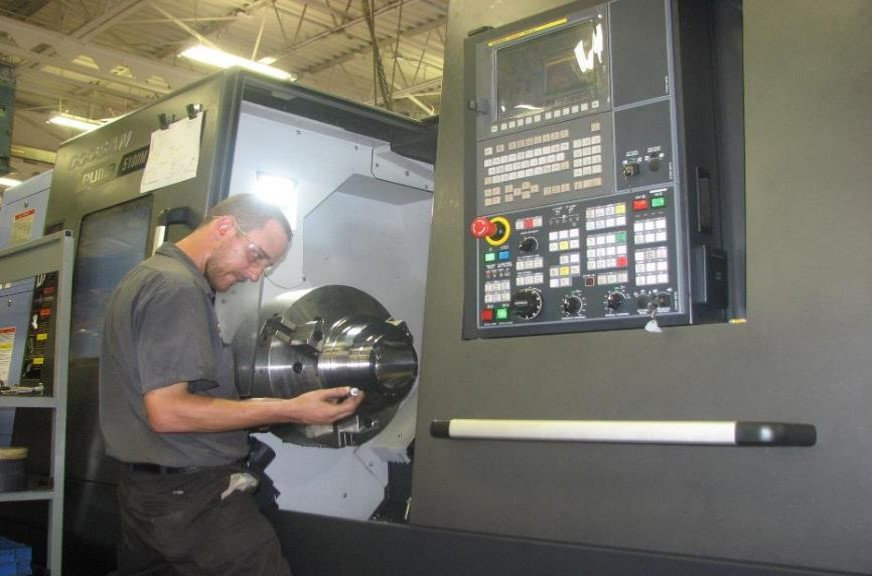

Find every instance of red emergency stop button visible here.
[470,217,498,238]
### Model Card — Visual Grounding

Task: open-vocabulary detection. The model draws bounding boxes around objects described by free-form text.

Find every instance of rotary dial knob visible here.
[561,295,584,316]
[512,288,543,320]
[606,291,625,311]
[518,236,538,253]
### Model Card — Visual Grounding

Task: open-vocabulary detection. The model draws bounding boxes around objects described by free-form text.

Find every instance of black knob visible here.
[622,162,640,178]
[606,291,625,311]
[654,292,671,307]
[562,295,583,316]
[518,236,538,253]
[512,288,543,320]
[636,293,650,309]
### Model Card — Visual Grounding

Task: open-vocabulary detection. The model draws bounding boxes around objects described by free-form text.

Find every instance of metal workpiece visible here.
[234,285,418,448]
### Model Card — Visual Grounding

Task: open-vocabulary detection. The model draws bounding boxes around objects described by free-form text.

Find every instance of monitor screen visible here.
[496,19,607,121]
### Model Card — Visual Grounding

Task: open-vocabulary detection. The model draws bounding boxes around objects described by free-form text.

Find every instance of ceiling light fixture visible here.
[47,113,104,132]
[181,45,296,82]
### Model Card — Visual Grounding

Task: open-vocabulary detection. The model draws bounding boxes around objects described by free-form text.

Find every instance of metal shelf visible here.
[0,231,74,575]
[0,489,54,503]
[0,397,60,409]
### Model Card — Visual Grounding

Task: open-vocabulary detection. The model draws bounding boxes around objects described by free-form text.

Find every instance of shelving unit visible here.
[0,231,73,575]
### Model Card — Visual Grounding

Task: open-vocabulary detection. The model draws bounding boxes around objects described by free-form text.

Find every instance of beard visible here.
[204,251,243,293]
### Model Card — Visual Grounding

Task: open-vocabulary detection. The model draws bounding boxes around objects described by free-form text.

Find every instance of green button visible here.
[484,252,496,263]
[495,307,509,321]
[616,231,627,243]
[651,196,666,208]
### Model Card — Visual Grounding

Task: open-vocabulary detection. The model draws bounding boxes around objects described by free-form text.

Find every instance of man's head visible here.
[199,194,293,292]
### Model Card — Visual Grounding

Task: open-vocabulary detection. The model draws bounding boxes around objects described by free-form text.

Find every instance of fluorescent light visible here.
[254,172,298,230]
[47,113,103,132]
[0,177,22,188]
[181,45,296,82]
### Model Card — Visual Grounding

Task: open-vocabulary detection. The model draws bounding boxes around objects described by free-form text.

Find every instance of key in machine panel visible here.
[463,0,733,338]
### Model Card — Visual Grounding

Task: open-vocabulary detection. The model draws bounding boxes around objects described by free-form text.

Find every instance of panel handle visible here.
[151,206,199,255]
[430,419,816,447]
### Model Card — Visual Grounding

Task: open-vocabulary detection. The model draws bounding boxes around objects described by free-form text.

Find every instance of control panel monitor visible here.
[463,0,735,338]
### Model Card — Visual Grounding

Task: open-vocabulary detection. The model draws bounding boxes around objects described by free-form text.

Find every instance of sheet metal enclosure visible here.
[0,171,52,446]
[409,1,872,575]
[32,70,434,573]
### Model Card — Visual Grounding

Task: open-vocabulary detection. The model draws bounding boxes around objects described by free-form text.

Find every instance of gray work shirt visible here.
[99,243,248,467]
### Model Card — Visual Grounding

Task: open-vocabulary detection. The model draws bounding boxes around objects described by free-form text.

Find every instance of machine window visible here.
[70,196,153,359]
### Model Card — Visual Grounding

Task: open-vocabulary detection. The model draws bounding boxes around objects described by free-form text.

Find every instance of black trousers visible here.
[115,464,292,576]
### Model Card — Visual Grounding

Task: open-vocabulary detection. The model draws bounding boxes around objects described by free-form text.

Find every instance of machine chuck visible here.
[233,285,418,448]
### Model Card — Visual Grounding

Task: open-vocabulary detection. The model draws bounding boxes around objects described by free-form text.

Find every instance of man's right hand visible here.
[286,387,365,425]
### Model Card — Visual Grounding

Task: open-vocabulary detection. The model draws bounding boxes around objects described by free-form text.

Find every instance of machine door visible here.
[65,195,154,483]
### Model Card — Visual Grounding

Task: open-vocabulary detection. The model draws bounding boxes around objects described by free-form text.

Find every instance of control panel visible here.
[473,188,676,329]
[463,0,734,338]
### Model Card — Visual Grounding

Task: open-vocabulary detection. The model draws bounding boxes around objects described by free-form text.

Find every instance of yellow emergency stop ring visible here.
[485,216,511,247]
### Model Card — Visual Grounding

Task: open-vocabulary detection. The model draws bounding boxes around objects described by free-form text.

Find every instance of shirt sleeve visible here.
[133,275,219,394]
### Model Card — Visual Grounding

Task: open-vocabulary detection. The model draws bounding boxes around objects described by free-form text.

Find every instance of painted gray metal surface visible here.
[411,0,872,573]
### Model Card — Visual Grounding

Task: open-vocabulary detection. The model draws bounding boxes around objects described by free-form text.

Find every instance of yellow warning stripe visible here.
[487,17,568,47]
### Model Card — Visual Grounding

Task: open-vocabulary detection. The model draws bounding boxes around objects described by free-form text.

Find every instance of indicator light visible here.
[651,196,666,208]
[496,308,510,321]
[633,198,649,211]
[481,309,495,322]
[485,252,496,263]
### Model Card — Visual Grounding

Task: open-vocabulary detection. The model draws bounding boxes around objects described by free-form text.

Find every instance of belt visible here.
[127,462,204,475]
[127,459,247,475]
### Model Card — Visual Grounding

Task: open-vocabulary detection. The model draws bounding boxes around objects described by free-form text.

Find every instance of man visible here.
[100,193,364,575]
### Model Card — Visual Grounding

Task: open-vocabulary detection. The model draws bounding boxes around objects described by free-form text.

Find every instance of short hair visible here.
[205,193,293,243]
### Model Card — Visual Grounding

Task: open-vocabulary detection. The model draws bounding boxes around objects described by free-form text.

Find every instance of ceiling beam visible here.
[377,75,442,101]
[150,0,275,59]
[0,1,53,19]
[70,0,149,42]
[14,72,152,109]
[11,144,56,165]
[0,15,203,93]
[269,0,432,65]
[301,15,445,76]
[150,5,218,49]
